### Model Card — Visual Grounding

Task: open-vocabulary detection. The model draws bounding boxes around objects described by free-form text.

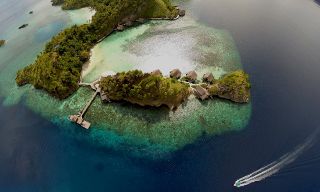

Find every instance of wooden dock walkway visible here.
[79,82,91,86]
[69,86,100,129]
[79,79,100,90]
[79,90,98,118]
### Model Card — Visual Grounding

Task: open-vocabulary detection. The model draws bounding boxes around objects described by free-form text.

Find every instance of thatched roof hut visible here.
[18,24,28,29]
[150,69,163,76]
[170,69,182,79]
[185,70,198,83]
[202,72,215,83]
[193,85,209,100]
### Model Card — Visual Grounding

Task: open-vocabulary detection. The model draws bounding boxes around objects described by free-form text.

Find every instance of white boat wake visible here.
[234,129,319,188]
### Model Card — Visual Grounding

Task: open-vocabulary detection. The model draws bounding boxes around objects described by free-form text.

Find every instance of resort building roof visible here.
[193,85,210,100]
[170,69,182,79]
[202,72,215,83]
[150,69,163,76]
[186,70,198,82]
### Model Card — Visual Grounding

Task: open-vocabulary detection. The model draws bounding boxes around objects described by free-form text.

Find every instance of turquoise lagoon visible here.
[0,0,251,158]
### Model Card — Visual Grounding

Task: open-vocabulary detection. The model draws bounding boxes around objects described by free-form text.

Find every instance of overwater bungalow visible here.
[170,69,182,79]
[193,85,210,100]
[150,69,163,76]
[202,72,215,84]
[186,70,198,83]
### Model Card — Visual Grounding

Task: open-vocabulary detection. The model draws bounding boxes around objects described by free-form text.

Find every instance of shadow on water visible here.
[106,97,199,124]
[109,101,171,124]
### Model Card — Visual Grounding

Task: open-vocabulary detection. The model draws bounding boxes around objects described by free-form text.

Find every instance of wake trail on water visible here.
[234,128,320,188]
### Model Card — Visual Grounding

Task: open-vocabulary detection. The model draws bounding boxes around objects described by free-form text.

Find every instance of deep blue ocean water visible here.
[1,0,320,191]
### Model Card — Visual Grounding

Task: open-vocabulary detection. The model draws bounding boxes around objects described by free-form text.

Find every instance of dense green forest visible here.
[16,0,178,99]
[100,70,190,109]
[99,70,250,108]
[208,70,250,103]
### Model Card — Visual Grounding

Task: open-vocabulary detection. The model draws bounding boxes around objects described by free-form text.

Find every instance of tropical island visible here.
[67,69,249,129]
[15,0,251,130]
[0,40,5,47]
[99,69,250,109]
[16,0,181,99]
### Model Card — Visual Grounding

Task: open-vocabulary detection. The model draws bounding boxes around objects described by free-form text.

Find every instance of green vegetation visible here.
[0,40,5,47]
[208,70,250,103]
[100,70,190,109]
[16,0,178,99]
[143,0,178,18]
[99,70,250,108]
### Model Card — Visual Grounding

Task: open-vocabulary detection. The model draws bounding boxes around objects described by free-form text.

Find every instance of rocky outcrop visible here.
[18,24,28,29]
[208,70,250,103]
[0,40,5,47]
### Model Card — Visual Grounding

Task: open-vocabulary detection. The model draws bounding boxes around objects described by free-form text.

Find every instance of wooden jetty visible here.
[71,72,114,129]
[69,85,100,129]
[79,79,100,90]
[69,115,91,129]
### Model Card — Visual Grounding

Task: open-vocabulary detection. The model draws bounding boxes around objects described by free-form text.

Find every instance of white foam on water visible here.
[234,129,319,188]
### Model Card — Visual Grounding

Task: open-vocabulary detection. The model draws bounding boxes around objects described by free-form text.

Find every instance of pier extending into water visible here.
[69,81,101,129]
